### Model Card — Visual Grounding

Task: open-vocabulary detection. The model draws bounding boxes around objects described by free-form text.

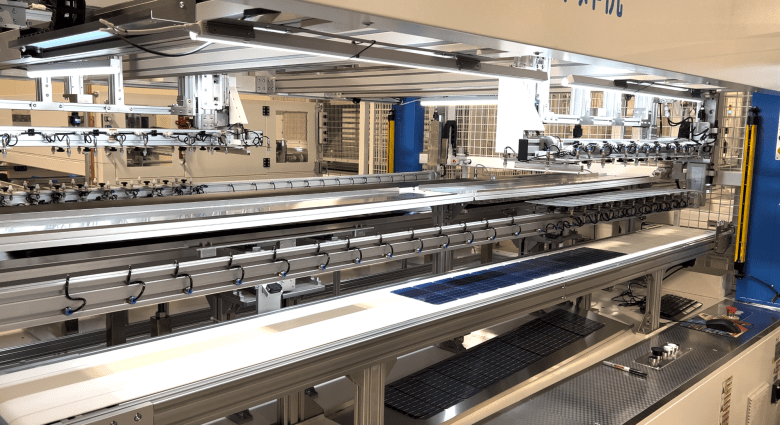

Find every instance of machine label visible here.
[720,375,733,425]
[775,110,780,160]
[563,0,624,17]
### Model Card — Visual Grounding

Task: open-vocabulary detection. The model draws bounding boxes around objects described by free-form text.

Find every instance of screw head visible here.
[178,1,184,7]
[134,413,142,421]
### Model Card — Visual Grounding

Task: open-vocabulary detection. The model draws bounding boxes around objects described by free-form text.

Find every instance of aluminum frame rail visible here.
[195,171,435,194]
[0,202,693,333]
[527,188,697,208]
[0,175,658,250]
[444,176,657,202]
[0,188,470,251]
[40,228,716,425]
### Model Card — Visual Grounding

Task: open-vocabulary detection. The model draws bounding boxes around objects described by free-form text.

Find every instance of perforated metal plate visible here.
[479,301,780,425]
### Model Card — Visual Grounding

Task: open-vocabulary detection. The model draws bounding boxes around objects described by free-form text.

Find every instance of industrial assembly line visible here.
[0,1,779,425]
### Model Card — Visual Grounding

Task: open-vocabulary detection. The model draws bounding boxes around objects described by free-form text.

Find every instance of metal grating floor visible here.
[391,247,627,305]
[385,309,605,420]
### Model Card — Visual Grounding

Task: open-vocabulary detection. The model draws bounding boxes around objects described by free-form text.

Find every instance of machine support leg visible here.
[431,206,451,275]
[332,271,341,297]
[347,359,396,425]
[150,303,172,337]
[481,243,493,264]
[207,293,235,322]
[577,293,592,314]
[106,310,128,347]
[637,270,664,334]
[277,391,305,425]
[62,318,79,336]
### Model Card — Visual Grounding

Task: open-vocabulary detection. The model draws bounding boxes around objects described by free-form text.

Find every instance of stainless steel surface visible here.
[421,175,657,201]
[384,310,632,425]
[526,188,696,208]
[633,346,693,370]
[0,188,469,251]
[197,171,435,194]
[479,300,780,425]
[0,175,648,252]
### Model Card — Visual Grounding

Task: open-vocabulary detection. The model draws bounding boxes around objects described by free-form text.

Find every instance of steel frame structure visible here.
[0,227,716,425]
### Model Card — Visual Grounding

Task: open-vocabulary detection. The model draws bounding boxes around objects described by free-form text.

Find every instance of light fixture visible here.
[420,97,499,106]
[189,32,346,59]
[190,20,548,82]
[253,26,291,35]
[561,75,701,103]
[27,56,121,78]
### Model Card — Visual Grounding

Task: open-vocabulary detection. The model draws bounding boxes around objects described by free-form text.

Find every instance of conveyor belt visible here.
[0,227,714,425]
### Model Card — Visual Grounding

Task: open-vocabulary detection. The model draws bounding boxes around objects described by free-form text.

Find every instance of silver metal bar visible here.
[527,188,696,208]
[0,98,171,115]
[637,270,664,334]
[0,190,470,251]
[0,207,691,333]
[192,20,548,82]
[197,171,435,194]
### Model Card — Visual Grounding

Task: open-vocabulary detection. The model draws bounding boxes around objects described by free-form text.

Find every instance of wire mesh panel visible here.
[321,102,360,163]
[372,103,393,174]
[456,105,498,157]
[718,92,752,171]
[277,111,307,140]
[549,92,571,115]
[679,186,739,229]
[679,92,750,230]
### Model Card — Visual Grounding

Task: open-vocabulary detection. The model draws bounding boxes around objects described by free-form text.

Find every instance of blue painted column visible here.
[392,99,424,172]
[736,92,780,306]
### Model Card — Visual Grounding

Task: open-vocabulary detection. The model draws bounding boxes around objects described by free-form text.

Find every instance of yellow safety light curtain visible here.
[734,108,760,269]
[388,111,395,173]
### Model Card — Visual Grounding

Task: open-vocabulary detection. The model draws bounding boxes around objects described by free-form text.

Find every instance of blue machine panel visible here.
[737,93,780,306]
[392,98,425,172]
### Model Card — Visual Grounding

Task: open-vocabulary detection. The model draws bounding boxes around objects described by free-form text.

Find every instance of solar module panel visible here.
[392,247,626,306]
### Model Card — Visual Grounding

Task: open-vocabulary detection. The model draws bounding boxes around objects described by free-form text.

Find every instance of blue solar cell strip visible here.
[391,247,625,306]
[385,309,606,419]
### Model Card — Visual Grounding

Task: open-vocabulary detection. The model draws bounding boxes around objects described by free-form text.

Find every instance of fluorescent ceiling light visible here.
[253,26,290,34]
[561,75,701,103]
[27,56,121,78]
[190,21,548,82]
[190,32,345,59]
[420,97,499,106]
